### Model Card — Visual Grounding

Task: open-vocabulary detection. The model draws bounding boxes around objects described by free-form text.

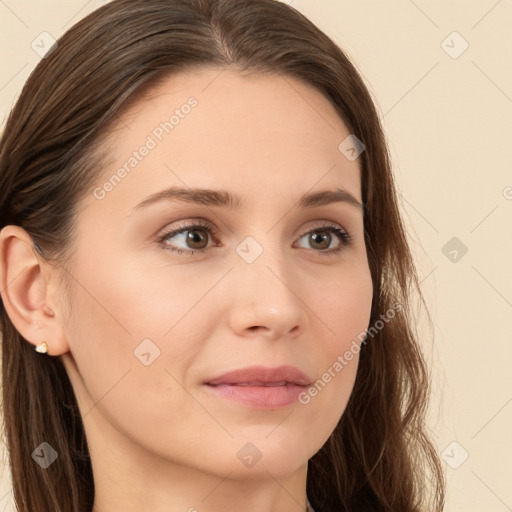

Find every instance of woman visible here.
[0,0,445,511]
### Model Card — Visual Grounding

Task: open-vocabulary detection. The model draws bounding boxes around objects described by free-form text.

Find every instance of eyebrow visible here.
[133,186,364,212]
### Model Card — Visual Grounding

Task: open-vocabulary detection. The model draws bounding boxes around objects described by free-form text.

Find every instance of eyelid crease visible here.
[155,218,353,256]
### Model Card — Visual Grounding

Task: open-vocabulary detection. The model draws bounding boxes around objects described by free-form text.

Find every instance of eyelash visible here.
[156,219,352,257]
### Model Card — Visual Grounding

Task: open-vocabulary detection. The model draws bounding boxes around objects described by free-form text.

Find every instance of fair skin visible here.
[0,68,373,512]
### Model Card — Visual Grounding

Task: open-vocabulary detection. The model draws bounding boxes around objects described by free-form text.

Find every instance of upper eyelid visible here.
[158,219,349,238]
[158,219,351,246]
[159,216,349,233]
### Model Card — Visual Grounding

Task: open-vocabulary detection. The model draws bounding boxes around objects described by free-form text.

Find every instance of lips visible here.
[203,365,313,409]
[204,365,312,387]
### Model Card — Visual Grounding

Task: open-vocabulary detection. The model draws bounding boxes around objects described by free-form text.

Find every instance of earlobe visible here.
[0,225,69,356]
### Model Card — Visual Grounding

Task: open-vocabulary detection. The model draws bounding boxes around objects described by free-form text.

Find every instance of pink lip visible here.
[205,365,312,386]
[203,365,312,409]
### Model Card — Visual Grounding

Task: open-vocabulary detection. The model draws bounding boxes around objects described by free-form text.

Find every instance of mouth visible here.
[204,364,312,386]
[203,365,312,409]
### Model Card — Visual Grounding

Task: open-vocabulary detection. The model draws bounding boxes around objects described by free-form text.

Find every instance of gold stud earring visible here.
[35,341,48,354]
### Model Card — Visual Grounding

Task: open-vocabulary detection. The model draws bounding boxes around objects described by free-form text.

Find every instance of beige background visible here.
[1,0,511,510]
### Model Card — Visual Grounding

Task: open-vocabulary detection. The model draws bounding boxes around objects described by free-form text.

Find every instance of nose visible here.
[227,241,309,341]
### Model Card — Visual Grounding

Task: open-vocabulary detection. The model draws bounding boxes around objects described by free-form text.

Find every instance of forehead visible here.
[92,67,362,212]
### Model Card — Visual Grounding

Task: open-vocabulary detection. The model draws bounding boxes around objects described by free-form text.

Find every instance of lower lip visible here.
[204,383,307,409]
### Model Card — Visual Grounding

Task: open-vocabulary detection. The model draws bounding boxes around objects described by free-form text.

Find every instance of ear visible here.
[0,225,69,356]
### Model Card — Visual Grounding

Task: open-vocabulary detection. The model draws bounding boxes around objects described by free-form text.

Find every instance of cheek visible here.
[314,262,373,352]
[60,266,203,448]
[60,258,250,470]
[297,263,373,431]
[60,249,214,405]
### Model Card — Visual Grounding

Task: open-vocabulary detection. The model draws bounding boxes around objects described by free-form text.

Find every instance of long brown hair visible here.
[0,0,445,510]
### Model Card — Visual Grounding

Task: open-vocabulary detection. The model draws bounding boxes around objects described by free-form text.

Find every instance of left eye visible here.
[157,222,352,256]
[295,226,351,253]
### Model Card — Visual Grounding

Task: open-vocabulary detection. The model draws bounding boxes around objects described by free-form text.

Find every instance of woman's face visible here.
[58,67,373,480]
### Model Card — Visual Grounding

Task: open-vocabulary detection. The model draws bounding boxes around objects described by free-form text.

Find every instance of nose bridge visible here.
[235,233,291,295]
[228,233,306,337]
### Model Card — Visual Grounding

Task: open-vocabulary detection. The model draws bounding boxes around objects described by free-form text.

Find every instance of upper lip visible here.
[204,365,312,387]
